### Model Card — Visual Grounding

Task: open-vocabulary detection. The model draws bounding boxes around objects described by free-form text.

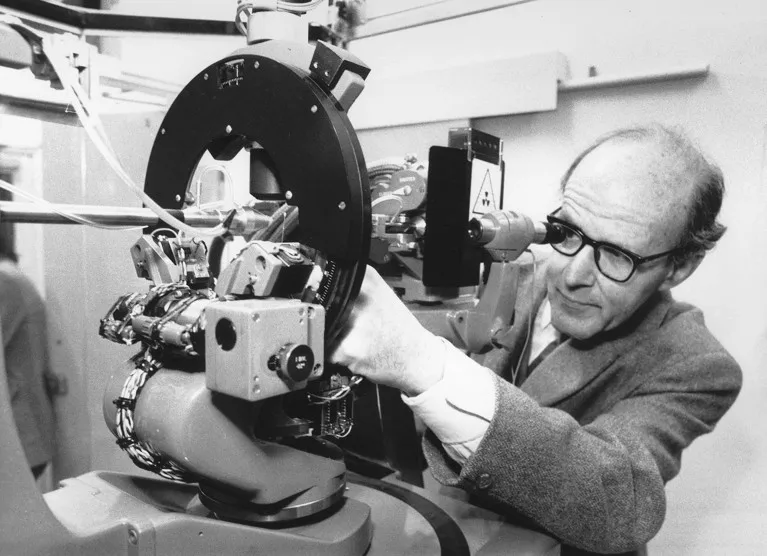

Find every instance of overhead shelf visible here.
[349,51,569,130]
[350,53,711,130]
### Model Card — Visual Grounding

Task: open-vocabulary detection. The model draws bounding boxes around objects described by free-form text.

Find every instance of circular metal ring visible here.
[143,43,370,342]
[199,478,347,524]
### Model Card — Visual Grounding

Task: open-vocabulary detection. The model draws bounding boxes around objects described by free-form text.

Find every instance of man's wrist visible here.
[400,333,446,397]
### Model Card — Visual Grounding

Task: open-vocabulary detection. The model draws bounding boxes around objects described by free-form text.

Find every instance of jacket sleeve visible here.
[423,351,742,554]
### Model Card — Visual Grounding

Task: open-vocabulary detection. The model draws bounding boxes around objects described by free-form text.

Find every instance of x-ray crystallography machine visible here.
[0,4,562,555]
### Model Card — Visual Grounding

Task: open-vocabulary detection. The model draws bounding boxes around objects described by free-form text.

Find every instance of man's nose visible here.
[563,246,598,287]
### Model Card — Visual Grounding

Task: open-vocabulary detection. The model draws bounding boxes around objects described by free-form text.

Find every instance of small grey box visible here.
[205,298,325,401]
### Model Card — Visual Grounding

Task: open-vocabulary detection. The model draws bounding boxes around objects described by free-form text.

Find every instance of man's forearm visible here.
[402,339,497,464]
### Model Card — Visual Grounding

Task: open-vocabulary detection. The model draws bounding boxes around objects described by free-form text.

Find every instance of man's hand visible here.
[330,265,446,396]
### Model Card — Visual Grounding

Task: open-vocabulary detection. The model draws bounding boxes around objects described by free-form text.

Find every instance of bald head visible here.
[561,125,726,264]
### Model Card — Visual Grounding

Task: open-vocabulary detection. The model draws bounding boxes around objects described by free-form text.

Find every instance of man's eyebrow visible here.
[556,209,578,227]
[556,212,635,254]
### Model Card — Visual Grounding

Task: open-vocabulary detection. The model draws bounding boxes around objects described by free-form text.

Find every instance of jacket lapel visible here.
[521,290,674,407]
[478,256,547,383]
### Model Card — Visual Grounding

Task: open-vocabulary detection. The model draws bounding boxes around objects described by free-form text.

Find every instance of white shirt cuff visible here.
[402,339,497,463]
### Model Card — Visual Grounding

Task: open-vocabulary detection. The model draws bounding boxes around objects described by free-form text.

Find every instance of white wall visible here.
[103,0,324,85]
[0,115,45,295]
[39,112,166,480]
[351,1,767,553]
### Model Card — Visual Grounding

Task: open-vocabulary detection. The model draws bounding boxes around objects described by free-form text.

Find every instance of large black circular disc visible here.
[143,46,370,342]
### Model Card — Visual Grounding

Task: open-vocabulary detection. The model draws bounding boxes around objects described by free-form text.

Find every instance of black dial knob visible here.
[269,343,314,382]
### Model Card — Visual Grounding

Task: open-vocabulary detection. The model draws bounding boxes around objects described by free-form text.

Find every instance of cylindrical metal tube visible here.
[102,362,346,503]
[0,202,188,225]
[0,202,274,234]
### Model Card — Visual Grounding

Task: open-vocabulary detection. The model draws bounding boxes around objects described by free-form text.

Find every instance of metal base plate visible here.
[44,471,372,556]
[41,470,559,555]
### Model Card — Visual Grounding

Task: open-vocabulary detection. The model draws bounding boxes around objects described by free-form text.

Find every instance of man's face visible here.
[545,140,691,341]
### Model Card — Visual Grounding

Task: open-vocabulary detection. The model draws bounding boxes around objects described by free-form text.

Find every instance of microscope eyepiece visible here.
[541,222,566,245]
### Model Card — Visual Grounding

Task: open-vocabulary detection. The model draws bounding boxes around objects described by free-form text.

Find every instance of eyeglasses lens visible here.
[550,222,635,282]
[552,224,581,254]
[595,246,634,282]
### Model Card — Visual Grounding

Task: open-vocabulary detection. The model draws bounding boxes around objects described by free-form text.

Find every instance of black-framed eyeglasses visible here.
[546,209,683,283]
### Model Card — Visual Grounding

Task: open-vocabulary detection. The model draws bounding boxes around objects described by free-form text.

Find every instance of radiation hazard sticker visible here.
[469,158,503,217]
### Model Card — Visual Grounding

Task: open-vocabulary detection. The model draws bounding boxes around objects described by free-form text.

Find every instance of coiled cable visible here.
[41,36,227,237]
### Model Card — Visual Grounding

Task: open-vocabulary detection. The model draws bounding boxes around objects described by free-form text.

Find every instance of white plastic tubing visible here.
[41,36,226,236]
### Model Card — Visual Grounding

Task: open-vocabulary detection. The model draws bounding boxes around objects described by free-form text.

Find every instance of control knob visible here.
[268,343,314,382]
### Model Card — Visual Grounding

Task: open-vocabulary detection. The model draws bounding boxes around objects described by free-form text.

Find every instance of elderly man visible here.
[331,125,742,555]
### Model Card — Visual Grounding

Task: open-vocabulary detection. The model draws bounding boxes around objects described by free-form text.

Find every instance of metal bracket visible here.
[0,21,32,69]
[309,40,370,111]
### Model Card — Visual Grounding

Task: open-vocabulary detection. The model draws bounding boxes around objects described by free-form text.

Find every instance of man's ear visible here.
[659,252,704,291]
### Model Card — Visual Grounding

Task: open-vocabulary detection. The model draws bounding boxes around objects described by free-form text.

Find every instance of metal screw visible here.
[254,61,260,69]
[175,194,181,202]
[225,125,232,134]
[203,73,209,80]
[338,201,346,211]
[285,191,293,200]
[161,128,166,135]
[310,105,318,114]
[312,61,318,69]
[252,313,260,322]
[128,529,138,545]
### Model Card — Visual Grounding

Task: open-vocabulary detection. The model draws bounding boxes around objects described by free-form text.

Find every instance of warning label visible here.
[469,159,503,217]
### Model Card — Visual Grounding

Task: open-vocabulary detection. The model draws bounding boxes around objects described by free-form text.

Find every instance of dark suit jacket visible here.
[423,259,742,555]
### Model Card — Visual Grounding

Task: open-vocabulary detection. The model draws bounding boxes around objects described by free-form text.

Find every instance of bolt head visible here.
[285,191,293,200]
[338,201,347,211]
